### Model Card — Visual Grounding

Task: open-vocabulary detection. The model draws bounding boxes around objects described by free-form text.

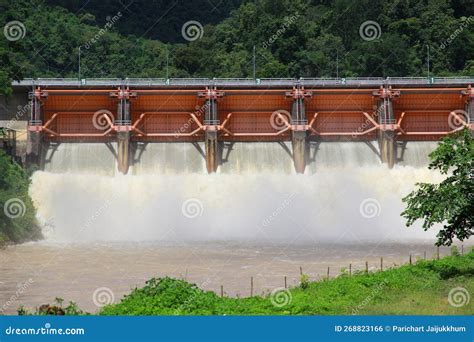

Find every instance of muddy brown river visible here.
[0,241,464,314]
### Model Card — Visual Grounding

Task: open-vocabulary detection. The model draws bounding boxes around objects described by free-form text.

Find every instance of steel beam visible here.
[287,86,311,174]
[199,88,223,173]
[112,86,134,174]
[26,87,47,169]
[374,86,399,168]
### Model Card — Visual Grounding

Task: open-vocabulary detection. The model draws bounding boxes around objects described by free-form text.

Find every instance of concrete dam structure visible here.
[9,77,473,174]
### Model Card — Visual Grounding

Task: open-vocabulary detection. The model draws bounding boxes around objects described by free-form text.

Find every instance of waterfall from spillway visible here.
[32,141,443,243]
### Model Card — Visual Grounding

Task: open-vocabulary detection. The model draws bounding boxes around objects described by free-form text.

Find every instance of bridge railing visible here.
[85,78,122,86]
[212,78,259,86]
[125,78,167,86]
[36,78,82,86]
[12,77,474,88]
[168,78,210,86]
[300,78,343,87]
[259,78,296,86]
[386,77,430,85]
[433,77,474,84]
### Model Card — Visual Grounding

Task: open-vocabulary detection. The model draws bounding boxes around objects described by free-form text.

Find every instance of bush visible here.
[300,274,310,290]
[0,150,41,244]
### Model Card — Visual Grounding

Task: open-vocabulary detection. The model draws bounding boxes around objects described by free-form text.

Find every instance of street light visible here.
[78,46,81,80]
[426,44,430,79]
[253,45,256,80]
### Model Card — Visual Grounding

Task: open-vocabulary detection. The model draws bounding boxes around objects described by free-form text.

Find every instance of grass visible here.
[17,251,473,315]
[98,251,474,315]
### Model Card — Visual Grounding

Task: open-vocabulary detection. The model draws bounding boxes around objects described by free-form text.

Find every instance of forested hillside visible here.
[1,0,473,95]
[45,0,244,43]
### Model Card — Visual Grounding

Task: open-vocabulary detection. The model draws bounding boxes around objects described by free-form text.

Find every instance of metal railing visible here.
[291,119,308,125]
[386,77,431,85]
[379,118,397,124]
[168,78,210,86]
[203,119,220,125]
[433,77,474,84]
[300,78,343,86]
[259,78,296,86]
[85,78,122,86]
[212,78,258,86]
[11,76,474,88]
[114,120,132,126]
[125,78,167,86]
[28,120,43,126]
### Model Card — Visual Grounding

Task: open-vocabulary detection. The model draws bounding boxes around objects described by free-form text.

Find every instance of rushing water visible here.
[0,140,463,314]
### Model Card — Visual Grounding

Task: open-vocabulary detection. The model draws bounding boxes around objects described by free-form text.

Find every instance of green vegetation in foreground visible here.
[403,128,473,246]
[0,150,41,245]
[95,251,473,315]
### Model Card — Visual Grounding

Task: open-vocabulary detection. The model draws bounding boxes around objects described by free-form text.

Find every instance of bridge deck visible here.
[12,77,474,88]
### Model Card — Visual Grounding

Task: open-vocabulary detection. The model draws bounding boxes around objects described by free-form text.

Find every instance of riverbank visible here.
[16,249,473,315]
[100,249,473,315]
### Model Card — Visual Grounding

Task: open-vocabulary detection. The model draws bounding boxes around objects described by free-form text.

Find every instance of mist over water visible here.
[31,141,443,243]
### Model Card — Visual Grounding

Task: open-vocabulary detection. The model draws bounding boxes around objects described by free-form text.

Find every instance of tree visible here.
[0,150,41,244]
[402,128,473,246]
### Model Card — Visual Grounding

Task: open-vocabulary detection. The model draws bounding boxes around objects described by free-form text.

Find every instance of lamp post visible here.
[426,44,430,79]
[166,48,169,79]
[253,45,256,80]
[78,46,81,80]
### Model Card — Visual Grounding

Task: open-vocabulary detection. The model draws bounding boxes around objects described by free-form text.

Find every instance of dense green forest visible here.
[1,0,473,95]
[45,0,244,43]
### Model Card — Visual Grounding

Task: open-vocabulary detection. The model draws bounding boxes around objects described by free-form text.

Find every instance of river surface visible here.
[0,241,465,314]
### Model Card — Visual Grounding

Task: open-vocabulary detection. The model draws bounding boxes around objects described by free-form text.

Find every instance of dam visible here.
[3,76,472,243]
[7,77,472,174]
[0,77,472,313]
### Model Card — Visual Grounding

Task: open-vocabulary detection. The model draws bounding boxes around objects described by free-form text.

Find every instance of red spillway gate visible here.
[24,78,473,174]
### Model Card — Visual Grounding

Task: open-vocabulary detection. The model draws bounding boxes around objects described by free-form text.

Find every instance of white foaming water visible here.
[31,141,444,243]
